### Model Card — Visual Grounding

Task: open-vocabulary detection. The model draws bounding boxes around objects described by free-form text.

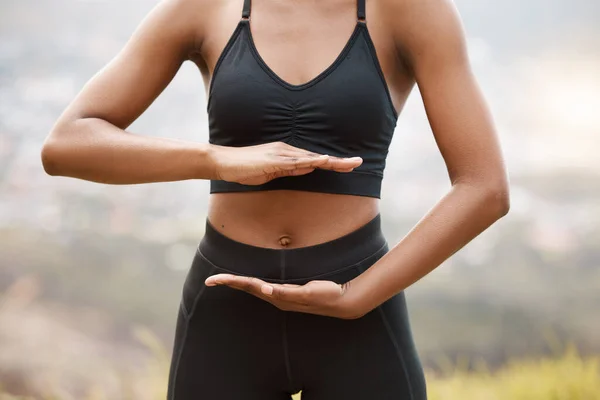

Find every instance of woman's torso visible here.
[191,0,415,248]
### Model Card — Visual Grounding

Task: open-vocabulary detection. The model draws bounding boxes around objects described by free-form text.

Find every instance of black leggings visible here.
[167,214,427,399]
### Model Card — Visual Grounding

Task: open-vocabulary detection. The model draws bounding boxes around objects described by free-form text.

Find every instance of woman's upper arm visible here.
[388,0,508,188]
[54,0,206,131]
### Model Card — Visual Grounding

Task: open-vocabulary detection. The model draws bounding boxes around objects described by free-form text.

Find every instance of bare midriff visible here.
[208,191,379,249]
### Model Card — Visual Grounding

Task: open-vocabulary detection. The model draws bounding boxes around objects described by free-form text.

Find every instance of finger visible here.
[278,148,326,159]
[279,143,329,158]
[286,167,316,176]
[205,274,276,298]
[330,167,356,173]
[205,273,257,289]
[289,155,363,171]
[274,154,331,171]
[277,143,361,164]
[287,146,354,164]
[317,156,363,171]
[205,273,232,286]
[267,284,310,304]
[269,168,314,181]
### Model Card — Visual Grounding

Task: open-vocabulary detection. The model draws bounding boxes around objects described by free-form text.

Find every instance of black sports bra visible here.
[207,0,398,198]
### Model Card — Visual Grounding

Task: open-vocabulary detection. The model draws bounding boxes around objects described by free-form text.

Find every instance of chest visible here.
[207,21,397,153]
[199,0,404,112]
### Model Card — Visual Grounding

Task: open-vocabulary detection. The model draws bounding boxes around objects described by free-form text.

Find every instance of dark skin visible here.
[42,0,509,319]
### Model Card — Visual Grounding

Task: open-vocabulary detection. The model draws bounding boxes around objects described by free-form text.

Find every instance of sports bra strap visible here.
[242,0,251,19]
[357,0,366,22]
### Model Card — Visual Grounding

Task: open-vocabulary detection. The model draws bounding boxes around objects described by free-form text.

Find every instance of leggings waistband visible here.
[197,213,387,281]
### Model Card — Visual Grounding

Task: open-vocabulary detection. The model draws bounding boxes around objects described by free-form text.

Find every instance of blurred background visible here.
[1,0,599,398]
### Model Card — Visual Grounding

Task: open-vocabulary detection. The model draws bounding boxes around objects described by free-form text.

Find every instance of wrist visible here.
[337,277,370,319]
[196,143,221,180]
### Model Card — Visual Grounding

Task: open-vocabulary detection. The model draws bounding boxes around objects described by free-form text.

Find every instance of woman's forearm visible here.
[41,117,217,184]
[347,181,510,316]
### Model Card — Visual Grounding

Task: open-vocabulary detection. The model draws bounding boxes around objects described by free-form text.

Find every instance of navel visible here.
[278,235,292,247]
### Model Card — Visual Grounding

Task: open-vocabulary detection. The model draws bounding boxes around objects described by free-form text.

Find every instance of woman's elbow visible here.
[41,139,59,176]
[41,123,71,176]
[484,180,510,219]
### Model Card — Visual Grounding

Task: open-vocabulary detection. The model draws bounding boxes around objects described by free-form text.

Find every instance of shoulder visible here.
[377,0,462,28]
[144,0,231,55]
[377,0,469,71]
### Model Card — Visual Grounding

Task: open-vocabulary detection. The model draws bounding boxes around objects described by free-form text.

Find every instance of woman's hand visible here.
[204,273,367,319]
[209,142,363,185]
